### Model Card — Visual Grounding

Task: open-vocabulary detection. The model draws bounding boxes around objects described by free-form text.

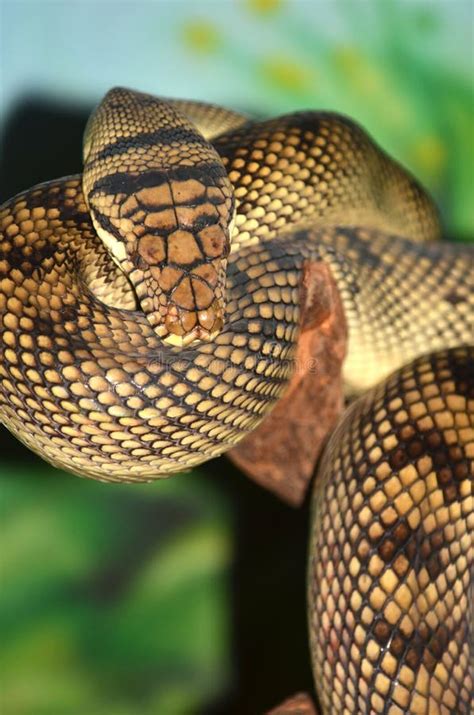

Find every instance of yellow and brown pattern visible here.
[309,347,473,714]
[0,90,473,713]
[212,111,441,251]
[0,173,470,480]
[83,88,235,344]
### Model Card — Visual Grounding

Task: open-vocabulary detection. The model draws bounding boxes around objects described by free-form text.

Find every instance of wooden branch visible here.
[228,260,347,506]
[266,691,319,714]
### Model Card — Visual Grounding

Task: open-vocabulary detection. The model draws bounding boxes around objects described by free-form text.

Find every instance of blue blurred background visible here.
[1,1,473,713]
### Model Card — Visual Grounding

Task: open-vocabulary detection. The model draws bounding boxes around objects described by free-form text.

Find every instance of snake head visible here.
[87,173,234,346]
[132,175,234,345]
[82,88,236,345]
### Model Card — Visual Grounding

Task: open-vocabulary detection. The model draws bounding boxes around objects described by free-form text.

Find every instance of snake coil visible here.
[0,88,472,713]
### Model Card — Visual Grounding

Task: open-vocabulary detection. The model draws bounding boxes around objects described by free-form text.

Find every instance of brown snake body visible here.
[309,346,473,713]
[0,88,472,713]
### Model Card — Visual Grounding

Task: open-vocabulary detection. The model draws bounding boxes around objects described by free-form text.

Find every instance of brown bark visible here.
[266,691,319,714]
[228,260,346,506]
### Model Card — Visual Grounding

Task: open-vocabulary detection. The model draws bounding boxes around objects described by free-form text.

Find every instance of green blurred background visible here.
[0,1,473,714]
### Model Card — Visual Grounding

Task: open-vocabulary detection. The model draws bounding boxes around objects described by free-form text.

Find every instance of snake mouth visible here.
[161,299,225,346]
[162,324,222,347]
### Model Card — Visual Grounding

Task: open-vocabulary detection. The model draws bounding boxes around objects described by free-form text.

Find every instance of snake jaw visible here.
[161,295,225,346]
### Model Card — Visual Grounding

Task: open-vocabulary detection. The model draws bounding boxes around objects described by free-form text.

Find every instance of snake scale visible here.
[0,88,472,713]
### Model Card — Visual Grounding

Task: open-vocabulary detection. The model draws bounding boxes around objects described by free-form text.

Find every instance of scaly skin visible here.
[309,347,473,714]
[83,88,236,343]
[0,89,472,713]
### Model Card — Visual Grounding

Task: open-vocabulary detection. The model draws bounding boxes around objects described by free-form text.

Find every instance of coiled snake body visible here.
[0,88,472,713]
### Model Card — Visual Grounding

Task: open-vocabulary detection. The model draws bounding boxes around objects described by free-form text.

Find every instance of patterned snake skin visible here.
[309,347,473,714]
[0,88,472,712]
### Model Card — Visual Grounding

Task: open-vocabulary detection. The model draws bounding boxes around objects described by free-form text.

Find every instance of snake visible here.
[0,88,472,713]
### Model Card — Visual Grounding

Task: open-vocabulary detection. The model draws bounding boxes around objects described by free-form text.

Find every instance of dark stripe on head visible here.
[90,162,229,199]
[92,127,211,164]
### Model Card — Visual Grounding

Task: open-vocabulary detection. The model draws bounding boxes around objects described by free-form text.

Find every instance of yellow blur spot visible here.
[412,135,446,177]
[332,46,412,127]
[245,0,283,14]
[182,21,220,54]
[332,47,382,94]
[261,57,313,93]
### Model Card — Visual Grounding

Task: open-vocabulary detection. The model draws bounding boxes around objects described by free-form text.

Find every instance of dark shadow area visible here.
[0,96,314,714]
[0,95,88,202]
[208,457,314,715]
